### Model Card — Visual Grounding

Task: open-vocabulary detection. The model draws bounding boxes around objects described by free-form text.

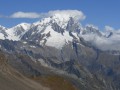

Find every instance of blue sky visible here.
[0,0,120,30]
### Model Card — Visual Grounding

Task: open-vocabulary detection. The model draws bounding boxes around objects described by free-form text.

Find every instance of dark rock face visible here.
[66,17,80,33]
[82,25,102,36]
[107,32,113,38]
[52,23,64,34]
[13,26,26,36]
[22,25,41,41]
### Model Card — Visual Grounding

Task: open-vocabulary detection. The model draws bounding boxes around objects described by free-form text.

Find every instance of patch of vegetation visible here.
[32,75,78,90]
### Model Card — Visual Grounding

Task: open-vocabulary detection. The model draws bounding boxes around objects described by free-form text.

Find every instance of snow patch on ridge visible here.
[40,26,73,49]
[0,33,5,40]
[6,23,30,41]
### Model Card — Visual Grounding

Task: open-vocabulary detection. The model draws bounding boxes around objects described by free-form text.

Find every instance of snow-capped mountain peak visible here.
[22,19,80,49]
[34,10,85,29]
[15,23,31,30]
[33,16,71,29]
[5,23,31,41]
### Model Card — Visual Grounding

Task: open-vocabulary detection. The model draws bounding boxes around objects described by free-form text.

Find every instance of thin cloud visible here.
[48,10,86,21]
[10,12,41,18]
[105,26,115,31]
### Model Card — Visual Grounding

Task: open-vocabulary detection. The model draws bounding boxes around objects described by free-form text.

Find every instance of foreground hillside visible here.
[0,50,78,90]
[0,51,49,90]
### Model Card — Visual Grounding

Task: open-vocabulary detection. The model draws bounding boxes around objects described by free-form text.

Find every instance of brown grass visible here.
[32,75,79,90]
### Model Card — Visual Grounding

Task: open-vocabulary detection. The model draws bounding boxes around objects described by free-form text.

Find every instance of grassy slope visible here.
[32,75,79,90]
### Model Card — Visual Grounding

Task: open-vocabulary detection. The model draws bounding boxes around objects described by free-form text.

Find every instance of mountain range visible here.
[0,11,120,90]
[1,13,120,51]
